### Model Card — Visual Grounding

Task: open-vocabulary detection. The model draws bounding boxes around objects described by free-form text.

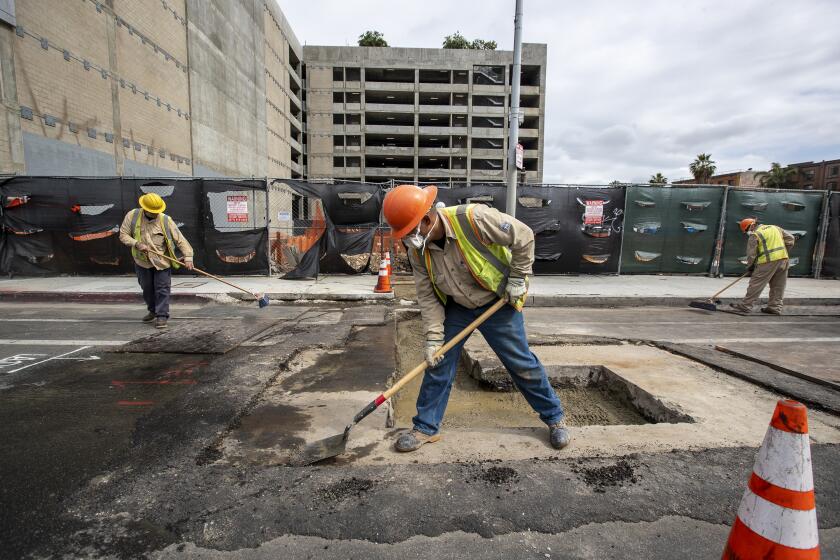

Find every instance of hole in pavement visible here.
[391,316,694,429]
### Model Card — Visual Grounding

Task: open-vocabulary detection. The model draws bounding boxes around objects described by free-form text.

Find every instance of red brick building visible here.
[787,160,840,191]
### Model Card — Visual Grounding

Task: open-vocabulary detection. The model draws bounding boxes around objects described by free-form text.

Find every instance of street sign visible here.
[515,143,524,170]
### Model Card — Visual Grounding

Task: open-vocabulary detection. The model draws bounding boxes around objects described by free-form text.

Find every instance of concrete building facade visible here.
[674,170,763,188]
[303,44,546,184]
[0,1,546,183]
[0,0,304,178]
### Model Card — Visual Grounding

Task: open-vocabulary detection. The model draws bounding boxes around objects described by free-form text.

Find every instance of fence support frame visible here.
[710,186,730,277]
[265,176,272,277]
[813,190,831,279]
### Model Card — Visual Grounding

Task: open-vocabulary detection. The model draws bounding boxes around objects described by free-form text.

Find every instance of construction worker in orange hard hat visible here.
[119,193,194,330]
[382,184,569,453]
[730,217,795,315]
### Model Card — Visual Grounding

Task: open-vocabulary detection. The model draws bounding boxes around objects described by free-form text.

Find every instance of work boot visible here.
[394,429,441,452]
[729,302,751,313]
[154,317,168,329]
[760,307,782,316]
[142,312,155,323]
[549,420,571,450]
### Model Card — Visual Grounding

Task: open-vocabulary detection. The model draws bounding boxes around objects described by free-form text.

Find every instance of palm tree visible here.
[649,173,668,185]
[759,163,797,189]
[689,153,716,184]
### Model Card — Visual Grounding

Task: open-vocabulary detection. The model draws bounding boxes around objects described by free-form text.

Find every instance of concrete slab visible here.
[716,342,840,388]
[222,323,840,467]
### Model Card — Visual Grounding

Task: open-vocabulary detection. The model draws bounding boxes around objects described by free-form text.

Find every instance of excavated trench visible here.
[390,316,692,430]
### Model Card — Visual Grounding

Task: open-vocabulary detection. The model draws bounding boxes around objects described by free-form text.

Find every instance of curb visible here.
[0,290,395,304]
[526,295,840,308]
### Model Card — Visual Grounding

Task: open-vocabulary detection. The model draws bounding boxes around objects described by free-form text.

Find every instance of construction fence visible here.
[1,176,838,279]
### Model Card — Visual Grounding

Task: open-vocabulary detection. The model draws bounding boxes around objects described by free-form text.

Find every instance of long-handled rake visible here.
[290,298,508,466]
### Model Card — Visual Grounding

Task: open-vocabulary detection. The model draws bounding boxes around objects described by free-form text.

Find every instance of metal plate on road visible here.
[111,319,277,354]
[173,281,208,288]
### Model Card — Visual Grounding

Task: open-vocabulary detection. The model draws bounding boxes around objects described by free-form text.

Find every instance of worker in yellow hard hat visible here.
[730,217,795,315]
[381,184,569,453]
[118,193,194,329]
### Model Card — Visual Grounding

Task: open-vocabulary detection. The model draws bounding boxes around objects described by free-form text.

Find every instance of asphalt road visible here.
[1,302,838,559]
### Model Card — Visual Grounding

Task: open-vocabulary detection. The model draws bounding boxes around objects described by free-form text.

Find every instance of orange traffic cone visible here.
[722,400,819,559]
[373,257,392,293]
[385,251,392,277]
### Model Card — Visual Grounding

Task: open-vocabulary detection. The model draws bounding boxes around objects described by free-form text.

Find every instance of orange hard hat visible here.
[383,184,438,239]
[739,218,756,233]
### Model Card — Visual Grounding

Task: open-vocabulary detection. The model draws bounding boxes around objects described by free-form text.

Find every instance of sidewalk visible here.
[0,274,838,306]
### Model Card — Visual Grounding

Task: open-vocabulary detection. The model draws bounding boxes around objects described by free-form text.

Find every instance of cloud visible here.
[277,0,840,183]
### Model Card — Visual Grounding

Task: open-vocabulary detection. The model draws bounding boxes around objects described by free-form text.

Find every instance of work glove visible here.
[183,257,194,270]
[135,242,149,252]
[505,275,527,301]
[425,337,444,368]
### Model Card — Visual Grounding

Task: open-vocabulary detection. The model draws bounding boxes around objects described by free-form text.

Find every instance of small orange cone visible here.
[385,251,392,277]
[722,399,819,559]
[373,257,392,293]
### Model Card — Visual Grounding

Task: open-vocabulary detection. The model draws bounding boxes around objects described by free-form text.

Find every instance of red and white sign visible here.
[226,195,249,222]
[515,143,524,170]
[584,200,604,224]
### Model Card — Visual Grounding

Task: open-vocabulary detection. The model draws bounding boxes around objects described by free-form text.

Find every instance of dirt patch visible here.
[318,477,376,502]
[462,461,521,486]
[280,325,394,393]
[572,458,639,492]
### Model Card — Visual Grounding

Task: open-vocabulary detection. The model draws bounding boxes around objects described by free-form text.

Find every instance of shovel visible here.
[688,270,750,311]
[145,248,270,308]
[290,298,508,466]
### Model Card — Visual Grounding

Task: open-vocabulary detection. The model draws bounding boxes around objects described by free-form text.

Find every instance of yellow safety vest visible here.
[752,224,788,264]
[131,209,180,269]
[418,204,527,311]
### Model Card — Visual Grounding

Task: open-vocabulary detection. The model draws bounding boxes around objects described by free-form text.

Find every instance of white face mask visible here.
[405,212,439,253]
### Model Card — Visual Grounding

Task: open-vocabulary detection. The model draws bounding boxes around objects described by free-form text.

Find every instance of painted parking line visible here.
[4,346,95,373]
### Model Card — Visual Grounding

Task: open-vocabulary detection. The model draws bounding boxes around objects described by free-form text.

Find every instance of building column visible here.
[104,0,124,175]
[0,24,25,174]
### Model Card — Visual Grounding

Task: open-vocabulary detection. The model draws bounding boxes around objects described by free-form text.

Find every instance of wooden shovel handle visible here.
[382,298,507,400]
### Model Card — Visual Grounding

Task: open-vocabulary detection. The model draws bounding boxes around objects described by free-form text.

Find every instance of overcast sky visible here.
[280,0,840,184]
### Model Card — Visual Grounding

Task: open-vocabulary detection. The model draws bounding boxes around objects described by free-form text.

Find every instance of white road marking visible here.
[0,317,243,322]
[6,346,93,373]
[660,337,840,344]
[0,339,128,346]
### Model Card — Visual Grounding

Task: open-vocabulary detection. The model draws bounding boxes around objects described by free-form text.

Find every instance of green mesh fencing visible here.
[621,185,724,273]
[721,189,824,277]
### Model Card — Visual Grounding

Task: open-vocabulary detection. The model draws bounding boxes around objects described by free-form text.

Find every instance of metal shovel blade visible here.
[288,425,351,467]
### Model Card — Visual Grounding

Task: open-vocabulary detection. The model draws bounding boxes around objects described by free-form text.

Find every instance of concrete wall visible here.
[7,0,192,176]
[186,0,267,178]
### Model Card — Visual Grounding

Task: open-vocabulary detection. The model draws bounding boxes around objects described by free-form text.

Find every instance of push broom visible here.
[688,270,750,311]
[146,248,270,308]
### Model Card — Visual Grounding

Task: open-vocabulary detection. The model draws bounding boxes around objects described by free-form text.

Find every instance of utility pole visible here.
[505,0,524,217]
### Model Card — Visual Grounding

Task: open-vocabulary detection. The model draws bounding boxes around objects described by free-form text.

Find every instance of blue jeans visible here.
[135,264,172,318]
[412,300,565,435]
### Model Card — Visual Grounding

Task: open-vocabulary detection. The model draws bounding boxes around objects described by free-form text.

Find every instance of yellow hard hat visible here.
[139,193,166,214]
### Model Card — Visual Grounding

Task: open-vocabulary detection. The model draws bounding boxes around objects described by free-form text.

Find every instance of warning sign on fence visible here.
[226,195,249,222]
[584,200,604,224]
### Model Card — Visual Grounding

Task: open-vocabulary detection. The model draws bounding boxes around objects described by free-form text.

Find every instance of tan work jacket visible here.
[118,210,194,270]
[746,225,795,267]
[408,204,535,339]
